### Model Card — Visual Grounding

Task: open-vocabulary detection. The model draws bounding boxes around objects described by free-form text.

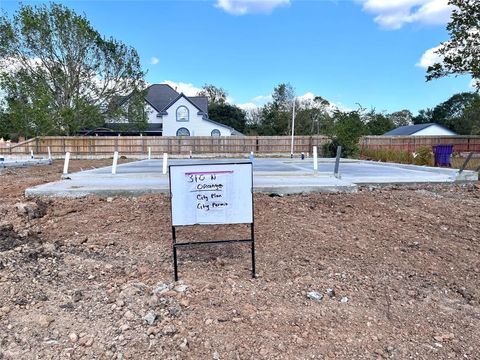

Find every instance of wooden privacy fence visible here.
[0,136,330,157]
[360,136,480,153]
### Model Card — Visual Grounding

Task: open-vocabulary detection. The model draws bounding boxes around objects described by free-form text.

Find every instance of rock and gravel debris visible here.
[0,160,479,359]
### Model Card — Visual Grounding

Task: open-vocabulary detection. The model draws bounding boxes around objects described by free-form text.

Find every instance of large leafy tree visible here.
[208,103,247,134]
[198,84,247,133]
[412,109,434,124]
[387,109,413,127]
[327,110,366,157]
[0,3,146,136]
[255,83,295,136]
[431,92,480,134]
[365,111,395,135]
[198,84,228,105]
[426,0,480,89]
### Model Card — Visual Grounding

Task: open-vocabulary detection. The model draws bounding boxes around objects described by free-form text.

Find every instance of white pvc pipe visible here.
[30,150,34,159]
[63,152,70,175]
[148,147,151,160]
[162,153,168,175]
[47,147,52,160]
[290,98,296,157]
[313,146,318,173]
[112,151,119,175]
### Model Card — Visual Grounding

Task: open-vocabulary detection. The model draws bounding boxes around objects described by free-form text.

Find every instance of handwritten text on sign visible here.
[170,163,253,226]
[186,170,232,222]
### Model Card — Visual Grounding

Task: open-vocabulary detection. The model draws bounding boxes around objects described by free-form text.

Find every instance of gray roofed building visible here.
[384,123,457,136]
[188,96,209,115]
[107,83,241,137]
[144,84,209,115]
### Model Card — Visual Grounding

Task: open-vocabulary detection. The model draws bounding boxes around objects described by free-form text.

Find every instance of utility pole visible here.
[290,98,296,158]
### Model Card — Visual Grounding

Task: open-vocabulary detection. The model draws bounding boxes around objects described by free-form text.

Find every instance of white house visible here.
[116,84,240,136]
[384,123,457,136]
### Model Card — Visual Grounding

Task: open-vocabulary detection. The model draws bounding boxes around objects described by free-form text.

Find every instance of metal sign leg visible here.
[251,222,256,278]
[172,226,178,281]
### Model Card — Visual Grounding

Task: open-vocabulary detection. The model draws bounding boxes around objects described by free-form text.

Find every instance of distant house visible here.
[105,84,241,136]
[384,123,457,136]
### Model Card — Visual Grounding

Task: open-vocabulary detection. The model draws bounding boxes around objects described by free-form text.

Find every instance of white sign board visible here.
[169,163,253,226]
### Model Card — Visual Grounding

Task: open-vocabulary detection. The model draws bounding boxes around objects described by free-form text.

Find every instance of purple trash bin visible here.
[432,144,453,167]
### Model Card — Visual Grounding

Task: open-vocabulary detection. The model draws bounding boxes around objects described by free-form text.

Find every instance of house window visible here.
[176,106,189,122]
[176,127,190,136]
[211,129,221,136]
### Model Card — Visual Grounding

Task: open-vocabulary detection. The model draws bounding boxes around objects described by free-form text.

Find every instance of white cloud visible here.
[252,94,273,103]
[237,102,259,111]
[162,80,203,96]
[296,92,348,113]
[358,0,454,29]
[150,57,159,65]
[416,45,442,69]
[215,0,290,15]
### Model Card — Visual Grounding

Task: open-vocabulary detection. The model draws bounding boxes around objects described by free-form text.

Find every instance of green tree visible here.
[293,96,333,135]
[208,103,247,134]
[426,0,480,90]
[388,109,413,127]
[431,92,479,134]
[257,102,291,135]
[412,109,434,124]
[326,110,366,157]
[197,84,247,133]
[254,83,295,135]
[198,84,228,105]
[365,110,395,135]
[463,97,480,134]
[0,3,146,136]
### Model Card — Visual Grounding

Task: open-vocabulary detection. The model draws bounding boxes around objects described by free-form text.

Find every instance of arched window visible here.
[176,127,190,136]
[176,106,189,122]
[211,129,221,136]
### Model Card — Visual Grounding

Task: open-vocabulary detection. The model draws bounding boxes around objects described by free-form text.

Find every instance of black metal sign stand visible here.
[169,162,255,281]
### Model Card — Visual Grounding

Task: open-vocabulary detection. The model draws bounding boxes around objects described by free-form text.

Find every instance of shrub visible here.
[413,146,434,166]
[361,148,414,164]
[361,146,434,166]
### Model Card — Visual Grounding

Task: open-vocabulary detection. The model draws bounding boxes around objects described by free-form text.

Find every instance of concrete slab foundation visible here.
[25,158,478,198]
[1,157,52,169]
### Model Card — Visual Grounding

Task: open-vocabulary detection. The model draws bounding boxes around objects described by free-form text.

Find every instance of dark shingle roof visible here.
[383,123,455,136]
[188,96,208,114]
[145,84,179,112]
[144,84,209,114]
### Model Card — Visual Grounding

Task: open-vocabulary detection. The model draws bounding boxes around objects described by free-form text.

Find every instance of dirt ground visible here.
[0,160,479,359]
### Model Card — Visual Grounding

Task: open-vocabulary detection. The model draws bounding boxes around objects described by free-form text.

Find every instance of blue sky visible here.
[1,0,474,114]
